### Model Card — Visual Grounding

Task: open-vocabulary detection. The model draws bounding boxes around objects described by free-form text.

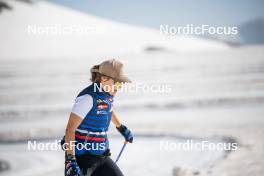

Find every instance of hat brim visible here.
[116,75,132,83]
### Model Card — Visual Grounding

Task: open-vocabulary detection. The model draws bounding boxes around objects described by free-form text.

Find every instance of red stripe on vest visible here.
[75,134,105,142]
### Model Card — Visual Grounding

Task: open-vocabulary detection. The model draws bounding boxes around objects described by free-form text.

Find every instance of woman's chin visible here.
[110,91,117,96]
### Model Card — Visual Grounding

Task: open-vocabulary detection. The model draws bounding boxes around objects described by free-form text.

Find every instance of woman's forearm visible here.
[65,113,82,156]
[65,127,75,155]
[111,111,122,127]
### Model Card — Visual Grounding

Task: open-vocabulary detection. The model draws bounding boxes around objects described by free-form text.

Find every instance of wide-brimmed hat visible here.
[91,59,131,83]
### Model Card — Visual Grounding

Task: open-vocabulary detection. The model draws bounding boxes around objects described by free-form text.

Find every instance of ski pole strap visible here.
[115,141,128,163]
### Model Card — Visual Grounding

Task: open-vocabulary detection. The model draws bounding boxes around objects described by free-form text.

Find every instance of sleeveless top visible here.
[73,81,114,156]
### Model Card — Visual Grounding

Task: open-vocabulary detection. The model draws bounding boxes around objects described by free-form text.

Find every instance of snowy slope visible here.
[0,0,228,60]
[3,1,264,176]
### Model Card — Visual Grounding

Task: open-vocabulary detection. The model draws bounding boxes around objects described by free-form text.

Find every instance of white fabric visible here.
[71,94,93,119]
[75,129,106,135]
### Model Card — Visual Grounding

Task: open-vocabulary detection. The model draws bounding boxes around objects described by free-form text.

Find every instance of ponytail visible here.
[90,65,101,82]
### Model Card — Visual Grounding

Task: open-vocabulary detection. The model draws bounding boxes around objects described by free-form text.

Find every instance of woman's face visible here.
[101,76,120,95]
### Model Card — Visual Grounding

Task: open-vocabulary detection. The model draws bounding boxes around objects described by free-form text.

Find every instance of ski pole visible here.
[115,141,128,163]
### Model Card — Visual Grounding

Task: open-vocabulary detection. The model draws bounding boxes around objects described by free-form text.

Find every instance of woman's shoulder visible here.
[71,94,93,119]
[77,83,95,98]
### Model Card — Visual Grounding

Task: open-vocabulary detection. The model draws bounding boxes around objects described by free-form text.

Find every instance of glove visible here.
[65,154,80,176]
[116,124,133,143]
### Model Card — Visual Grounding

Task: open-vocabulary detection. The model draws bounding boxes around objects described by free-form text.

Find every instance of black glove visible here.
[116,124,133,143]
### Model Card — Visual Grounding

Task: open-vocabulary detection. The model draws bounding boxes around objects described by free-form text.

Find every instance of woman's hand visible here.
[65,154,80,176]
[116,124,134,143]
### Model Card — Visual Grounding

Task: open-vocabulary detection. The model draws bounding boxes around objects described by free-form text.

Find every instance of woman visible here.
[64,59,133,176]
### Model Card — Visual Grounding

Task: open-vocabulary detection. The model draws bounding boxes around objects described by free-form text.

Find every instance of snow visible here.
[0,0,228,60]
[0,0,264,176]
[0,136,228,176]
[1,45,263,175]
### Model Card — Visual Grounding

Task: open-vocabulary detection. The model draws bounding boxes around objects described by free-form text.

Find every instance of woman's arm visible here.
[66,94,93,156]
[65,113,82,156]
[111,110,122,128]
[112,110,134,143]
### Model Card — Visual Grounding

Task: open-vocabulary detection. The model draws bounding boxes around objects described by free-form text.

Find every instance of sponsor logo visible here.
[97,99,103,103]
[97,98,109,103]
[97,102,108,109]
[97,110,108,115]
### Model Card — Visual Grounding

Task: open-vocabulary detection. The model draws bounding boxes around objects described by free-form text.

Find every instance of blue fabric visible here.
[117,125,134,143]
[66,160,81,176]
[75,82,114,156]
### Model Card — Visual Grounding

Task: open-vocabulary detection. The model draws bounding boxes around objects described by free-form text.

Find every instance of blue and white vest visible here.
[74,81,114,156]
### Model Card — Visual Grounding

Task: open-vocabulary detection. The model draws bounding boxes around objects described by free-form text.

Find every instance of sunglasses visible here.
[114,81,123,89]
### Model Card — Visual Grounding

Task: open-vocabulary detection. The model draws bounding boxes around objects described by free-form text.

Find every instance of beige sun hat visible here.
[90,59,131,83]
